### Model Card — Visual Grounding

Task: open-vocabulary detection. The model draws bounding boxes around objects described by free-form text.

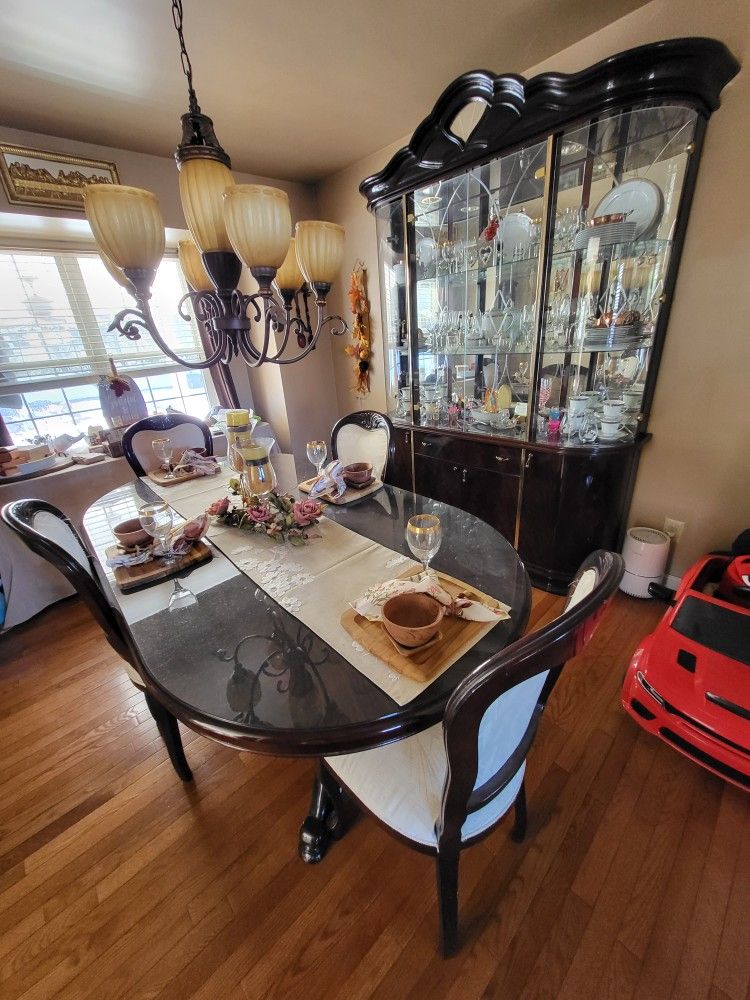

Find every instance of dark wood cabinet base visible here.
[391,422,647,591]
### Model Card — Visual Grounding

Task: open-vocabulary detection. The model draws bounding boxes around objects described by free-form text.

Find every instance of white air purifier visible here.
[620,526,671,598]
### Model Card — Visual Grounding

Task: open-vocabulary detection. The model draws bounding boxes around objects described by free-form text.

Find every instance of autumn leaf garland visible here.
[345,263,371,395]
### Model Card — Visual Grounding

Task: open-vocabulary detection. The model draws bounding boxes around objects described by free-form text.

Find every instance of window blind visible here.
[0,249,206,394]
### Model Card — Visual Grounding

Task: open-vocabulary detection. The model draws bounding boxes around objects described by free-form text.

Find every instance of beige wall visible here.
[0,124,341,461]
[318,0,750,576]
[0,124,317,228]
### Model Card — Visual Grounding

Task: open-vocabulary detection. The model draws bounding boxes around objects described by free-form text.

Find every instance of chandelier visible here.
[83,0,346,373]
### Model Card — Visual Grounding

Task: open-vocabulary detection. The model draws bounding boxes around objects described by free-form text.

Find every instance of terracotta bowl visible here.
[381,593,444,648]
[343,462,373,486]
[113,517,150,548]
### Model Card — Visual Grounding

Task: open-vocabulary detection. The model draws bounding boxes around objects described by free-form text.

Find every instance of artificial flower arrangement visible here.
[206,480,322,546]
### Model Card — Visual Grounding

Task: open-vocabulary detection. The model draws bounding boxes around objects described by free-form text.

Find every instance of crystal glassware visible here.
[406,514,442,574]
[138,502,175,561]
[168,578,197,612]
[306,439,327,479]
[152,437,175,480]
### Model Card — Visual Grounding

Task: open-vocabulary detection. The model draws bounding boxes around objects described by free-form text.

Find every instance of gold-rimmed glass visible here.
[406,514,442,573]
[138,502,175,562]
[306,439,327,478]
[152,436,174,480]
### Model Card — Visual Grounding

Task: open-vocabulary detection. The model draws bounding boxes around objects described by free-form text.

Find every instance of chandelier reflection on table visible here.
[83,0,347,372]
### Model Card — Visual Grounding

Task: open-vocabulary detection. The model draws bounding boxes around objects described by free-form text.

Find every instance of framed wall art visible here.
[0,144,120,211]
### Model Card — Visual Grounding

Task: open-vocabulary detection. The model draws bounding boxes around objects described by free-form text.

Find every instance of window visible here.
[0,249,213,442]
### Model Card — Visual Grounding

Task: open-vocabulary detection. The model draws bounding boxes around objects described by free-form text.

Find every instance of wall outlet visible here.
[663,517,686,542]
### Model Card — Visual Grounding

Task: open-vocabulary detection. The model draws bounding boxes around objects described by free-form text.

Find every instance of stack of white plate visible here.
[574,220,637,252]
[581,324,646,350]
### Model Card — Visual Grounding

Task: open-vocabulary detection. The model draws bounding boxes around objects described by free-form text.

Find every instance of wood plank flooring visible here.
[0,590,748,1000]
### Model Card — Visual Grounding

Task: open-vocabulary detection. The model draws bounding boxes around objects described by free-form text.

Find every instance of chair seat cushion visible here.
[325,724,524,847]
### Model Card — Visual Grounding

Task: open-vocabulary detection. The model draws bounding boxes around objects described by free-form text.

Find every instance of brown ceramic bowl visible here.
[343,462,373,486]
[381,593,444,648]
[113,517,150,548]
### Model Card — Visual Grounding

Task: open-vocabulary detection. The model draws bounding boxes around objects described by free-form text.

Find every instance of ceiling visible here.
[0,0,649,183]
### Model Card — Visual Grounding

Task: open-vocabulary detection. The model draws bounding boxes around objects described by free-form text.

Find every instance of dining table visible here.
[82,454,531,861]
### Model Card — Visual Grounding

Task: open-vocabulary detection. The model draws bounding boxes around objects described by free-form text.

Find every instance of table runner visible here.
[145,472,506,705]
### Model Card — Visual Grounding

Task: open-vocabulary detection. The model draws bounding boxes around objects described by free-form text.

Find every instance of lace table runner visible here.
[147,474,503,705]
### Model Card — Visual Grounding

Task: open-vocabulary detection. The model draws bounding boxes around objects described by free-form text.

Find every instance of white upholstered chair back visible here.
[459,565,601,794]
[129,423,208,474]
[334,423,389,479]
[30,509,94,577]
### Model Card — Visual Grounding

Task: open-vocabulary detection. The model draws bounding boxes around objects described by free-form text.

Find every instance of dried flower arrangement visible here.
[344,262,371,395]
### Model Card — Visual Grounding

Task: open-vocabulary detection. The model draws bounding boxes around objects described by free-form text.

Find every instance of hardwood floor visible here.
[0,591,748,1000]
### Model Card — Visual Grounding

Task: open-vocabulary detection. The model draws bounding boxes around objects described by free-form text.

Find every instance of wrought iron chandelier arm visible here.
[108,295,227,371]
[273,304,348,365]
[234,295,287,367]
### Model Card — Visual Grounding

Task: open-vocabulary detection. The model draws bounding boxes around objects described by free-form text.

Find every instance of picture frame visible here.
[0,143,120,211]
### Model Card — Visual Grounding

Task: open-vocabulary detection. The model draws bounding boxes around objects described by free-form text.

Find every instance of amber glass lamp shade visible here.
[178,238,213,291]
[84,185,165,271]
[222,185,291,269]
[99,249,134,293]
[273,238,305,293]
[178,158,235,253]
[295,221,345,286]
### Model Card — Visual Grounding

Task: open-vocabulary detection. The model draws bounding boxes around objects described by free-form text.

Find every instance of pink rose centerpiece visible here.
[206,482,322,545]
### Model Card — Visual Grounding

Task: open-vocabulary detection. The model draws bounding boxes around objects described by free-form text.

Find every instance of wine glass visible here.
[139,502,175,562]
[306,440,327,480]
[168,578,197,612]
[406,514,442,574]
[152,437,175,480]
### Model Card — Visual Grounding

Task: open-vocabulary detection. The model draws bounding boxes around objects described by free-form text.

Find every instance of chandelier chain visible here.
[171,0,199,114]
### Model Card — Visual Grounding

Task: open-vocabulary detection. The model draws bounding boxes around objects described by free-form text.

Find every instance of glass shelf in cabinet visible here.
[540,337,654,355]
[568,235,672,260]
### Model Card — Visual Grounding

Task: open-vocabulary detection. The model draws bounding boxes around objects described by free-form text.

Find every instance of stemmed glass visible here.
[306,440,327,481]
[168,578,197,612]
[152,437,174,480]
[138,502,175,562]
[406,514,442,574]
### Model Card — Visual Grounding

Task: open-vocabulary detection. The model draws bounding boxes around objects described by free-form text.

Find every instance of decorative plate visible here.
[592,178,664,240]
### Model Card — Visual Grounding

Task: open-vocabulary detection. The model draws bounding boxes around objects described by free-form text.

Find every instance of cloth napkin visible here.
[309,460,347,500]
[351,569,511,623]
[106,549,152,569]
[171,449,220,477]
[106,513,209,567]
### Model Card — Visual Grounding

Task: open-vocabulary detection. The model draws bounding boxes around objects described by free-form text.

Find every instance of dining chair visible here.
[320,549,624,955]
[330,410,394,482]
[122,413,213,477]
[1,499,193,782]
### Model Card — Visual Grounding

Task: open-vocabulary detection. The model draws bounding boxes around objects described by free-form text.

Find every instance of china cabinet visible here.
[362,38,738,591]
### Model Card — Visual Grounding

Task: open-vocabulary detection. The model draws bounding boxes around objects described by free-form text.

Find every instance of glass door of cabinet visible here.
[375,199,411,422]
[532,104,698,446]
[407,139,548,440]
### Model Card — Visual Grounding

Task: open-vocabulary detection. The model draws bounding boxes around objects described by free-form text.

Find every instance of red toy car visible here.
[622,532,750,791]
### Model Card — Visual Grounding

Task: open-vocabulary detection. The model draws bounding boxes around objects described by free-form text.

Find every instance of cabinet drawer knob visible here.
[525,453,533,469]
[495,455,509,463]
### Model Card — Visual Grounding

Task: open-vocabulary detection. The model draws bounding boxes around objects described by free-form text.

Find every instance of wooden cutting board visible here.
[147,467,216,487]
[340,569,506,683]
[147,452,221,487]
[106,541,212,592]
[298,476,383,505]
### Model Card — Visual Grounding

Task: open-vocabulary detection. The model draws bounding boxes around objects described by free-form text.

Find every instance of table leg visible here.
[298,760,352,863]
